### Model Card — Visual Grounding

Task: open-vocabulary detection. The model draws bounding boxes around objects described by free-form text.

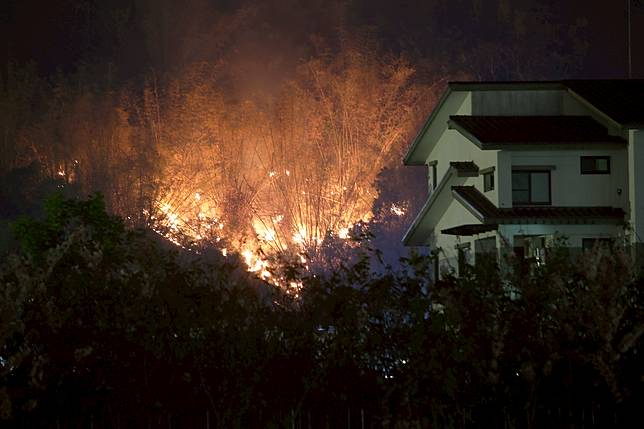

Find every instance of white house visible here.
[402,80,644,273]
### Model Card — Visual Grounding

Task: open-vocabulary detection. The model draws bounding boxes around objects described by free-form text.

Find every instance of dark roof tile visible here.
[449,115,626,145]
[450,161,479,176]
[442,224,498,236]
[451,186,498,218]
[497,206,625,220]
[451,186,625,223]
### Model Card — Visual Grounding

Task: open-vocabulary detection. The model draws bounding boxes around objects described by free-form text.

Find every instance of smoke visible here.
[1,0,594,274]
[146,43,433,275]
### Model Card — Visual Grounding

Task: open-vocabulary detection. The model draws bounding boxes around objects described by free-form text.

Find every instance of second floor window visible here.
[512,170,551,205]
[580,156,610,174]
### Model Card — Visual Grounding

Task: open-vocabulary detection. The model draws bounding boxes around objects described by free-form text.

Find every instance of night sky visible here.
[2,0,642,82]
[1,0,643,264]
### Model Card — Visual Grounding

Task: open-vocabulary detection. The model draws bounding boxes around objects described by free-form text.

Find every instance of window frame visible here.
[483,171,494,192]
[428,161,438,191]
[474,236,497,267]
[456,242,471,274]
[511,170,552,206]
[580,156,610,175]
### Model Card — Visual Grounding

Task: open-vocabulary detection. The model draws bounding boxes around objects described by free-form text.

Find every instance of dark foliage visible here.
[0,195,642,428]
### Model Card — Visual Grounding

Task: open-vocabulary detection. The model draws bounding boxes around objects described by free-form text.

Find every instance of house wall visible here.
[414,91,471,172]
[423,92,472,185]
[498,224,624,249]
[432,188,482,272]
[472,90,564,115]
[628,130,644,247]
[497,148,628,209]
[410,173,471,246]
[426,129,499,203]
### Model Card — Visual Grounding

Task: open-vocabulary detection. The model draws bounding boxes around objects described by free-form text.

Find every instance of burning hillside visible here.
[140,49,428,280]
[2,40,433,284]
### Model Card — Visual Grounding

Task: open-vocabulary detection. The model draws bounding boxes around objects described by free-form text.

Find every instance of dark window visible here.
[475,237,497,266]
[457,246,471,274]
[514,236,547,270]
[432,254,440,282]
[512,170,551,205]
[580,156,610,174]
[432,164,437,190]
[483,172,494,192]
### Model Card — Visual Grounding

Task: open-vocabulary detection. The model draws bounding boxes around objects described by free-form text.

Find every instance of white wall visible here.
[628,129,644,244]
[472,90,564,115]
[499,224,624,248]
[423,91,472,176]
[410,91,471,166]
[432,192,481,272]
[500,148,628,209]
[426,129,499,203]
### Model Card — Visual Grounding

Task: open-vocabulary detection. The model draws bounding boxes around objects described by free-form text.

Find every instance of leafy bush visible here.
[1,195,642,428]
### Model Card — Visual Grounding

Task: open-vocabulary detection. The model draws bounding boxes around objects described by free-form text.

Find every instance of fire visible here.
[239,248,272,280]
[288,281,303,298]
[5,33,429,293]
[390,203,406,217]
[136,48,424,287]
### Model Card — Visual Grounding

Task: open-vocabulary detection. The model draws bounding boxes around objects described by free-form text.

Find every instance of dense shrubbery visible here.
[1,195,642,428]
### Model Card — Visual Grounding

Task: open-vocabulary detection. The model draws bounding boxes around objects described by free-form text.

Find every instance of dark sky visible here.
[0,0,642,263]
[1,0,642,82]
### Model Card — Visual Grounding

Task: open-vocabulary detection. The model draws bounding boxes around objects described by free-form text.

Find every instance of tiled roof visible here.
[449,116,626,146]
[450,161,479,176]
[563,79,644,127]
[451,186,498,218]
[497,206,625,220]
[451,186,625,223]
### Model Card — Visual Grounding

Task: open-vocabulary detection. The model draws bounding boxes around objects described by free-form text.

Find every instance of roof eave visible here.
[451,188,487,222]
[624,122,644,130]
[448,81,564,91]
[403,86,453,165]
[441,224,498,236]
[402,167,456,245]
[447,119,485,149]
[480,141,626,150]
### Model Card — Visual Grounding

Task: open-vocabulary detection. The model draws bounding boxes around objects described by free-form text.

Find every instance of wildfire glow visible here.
[390,203,406,217]
[137,49,423,287]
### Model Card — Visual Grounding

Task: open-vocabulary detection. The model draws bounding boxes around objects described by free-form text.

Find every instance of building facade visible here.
[403,80,644,274]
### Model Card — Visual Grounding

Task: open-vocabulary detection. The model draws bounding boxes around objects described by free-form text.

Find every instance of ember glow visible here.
[6,46,426,287]
[140,50,424,282]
